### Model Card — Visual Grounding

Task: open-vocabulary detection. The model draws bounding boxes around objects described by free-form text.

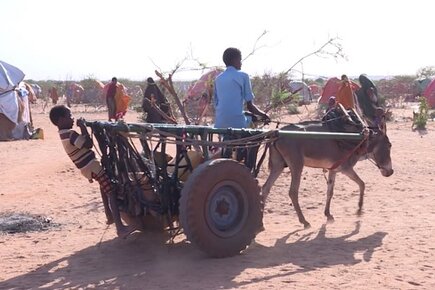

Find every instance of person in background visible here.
[336,74,356,110]
[106,77,117,121]
[327,96,337,113]
[49,86,59,104]
[142,77,172,123]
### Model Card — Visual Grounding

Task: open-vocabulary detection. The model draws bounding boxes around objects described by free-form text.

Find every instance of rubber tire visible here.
[179,158,262,258]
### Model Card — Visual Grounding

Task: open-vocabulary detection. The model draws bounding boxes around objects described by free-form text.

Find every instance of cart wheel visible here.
[179,158,262,258]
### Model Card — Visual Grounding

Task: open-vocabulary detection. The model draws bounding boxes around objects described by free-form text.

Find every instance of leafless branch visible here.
[149,57,163,73]
[155,70,191,125]
[143,98,177,124]
[242,30,269,62]
[170,57,187,75]
[283,37,346,76]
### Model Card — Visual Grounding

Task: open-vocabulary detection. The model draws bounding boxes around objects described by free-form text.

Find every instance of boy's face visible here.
[58,109,74,129]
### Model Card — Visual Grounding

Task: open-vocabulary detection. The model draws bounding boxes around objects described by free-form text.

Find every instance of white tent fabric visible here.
[0,61,32,140]
[0,60,25,94]
[0,90,20,124]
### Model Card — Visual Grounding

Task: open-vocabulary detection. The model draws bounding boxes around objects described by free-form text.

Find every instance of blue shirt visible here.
[214,66,254,128]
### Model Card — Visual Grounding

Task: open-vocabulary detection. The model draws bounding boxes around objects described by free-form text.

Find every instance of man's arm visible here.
[247,101,270,121]
[242,73,269,121]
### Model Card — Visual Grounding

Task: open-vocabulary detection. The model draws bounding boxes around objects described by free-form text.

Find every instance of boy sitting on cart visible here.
[213,47,270,164]
[214,47,269,130]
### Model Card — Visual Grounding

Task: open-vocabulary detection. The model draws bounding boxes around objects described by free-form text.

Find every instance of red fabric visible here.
[423,78,435,108]
[319,77,360,104]
[106,83,117,100]
[92,171,113,196]
[309,84,322,96]
[336,81,355,109]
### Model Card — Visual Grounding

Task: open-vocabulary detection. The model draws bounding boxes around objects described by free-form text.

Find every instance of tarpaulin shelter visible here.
[185,68,223,102]
[0,60,34,140]
[423,78,435,108]
[415,78,431,96]
[288,81,313,104]
[318,77,360,104]
[184,68,223,124]
[309,84,322,98]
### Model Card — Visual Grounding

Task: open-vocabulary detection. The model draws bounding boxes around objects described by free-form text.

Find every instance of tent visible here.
[415,78,431,96]
[423,78,435,108]
[288,81,313,104]
[0,60,33,140]
[0,60,24,93]
[183,68,223,123]
[309,84,322,98]
[318,77,360,104]
[185,68,223,102]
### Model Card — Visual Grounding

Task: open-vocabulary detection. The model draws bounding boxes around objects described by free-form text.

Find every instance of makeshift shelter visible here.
[415,78,431,96]
[309,84,322,98]
[183,68,223,123]
[65,82,84,105]
[0,61,34,141]
[288,81,313,104]
[30,83,42,98]
[423,78,435,108]
[318,77,360,104]
[185,69,223,102]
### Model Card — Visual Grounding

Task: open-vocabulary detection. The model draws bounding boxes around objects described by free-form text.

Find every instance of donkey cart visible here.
[84,120,363,258]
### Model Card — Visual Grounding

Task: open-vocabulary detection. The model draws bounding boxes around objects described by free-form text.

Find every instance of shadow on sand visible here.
[0,221,386,289]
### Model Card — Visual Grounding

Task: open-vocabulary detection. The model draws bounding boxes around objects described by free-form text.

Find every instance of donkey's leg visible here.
[342,168,365,215]
[261,148,286,208]
[324,170,337,221]
[288,162,310,228]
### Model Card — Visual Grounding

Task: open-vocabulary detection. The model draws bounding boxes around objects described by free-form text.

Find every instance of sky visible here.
[1,0,434,82]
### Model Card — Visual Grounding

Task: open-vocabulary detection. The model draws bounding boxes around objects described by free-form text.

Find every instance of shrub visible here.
[287,104,299,115]
[413,97,429,130]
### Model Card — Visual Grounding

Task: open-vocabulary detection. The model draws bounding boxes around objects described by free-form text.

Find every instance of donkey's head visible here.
[367,129,394,177]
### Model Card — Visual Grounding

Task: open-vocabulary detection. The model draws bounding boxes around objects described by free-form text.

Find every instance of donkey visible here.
[261,121,393,228]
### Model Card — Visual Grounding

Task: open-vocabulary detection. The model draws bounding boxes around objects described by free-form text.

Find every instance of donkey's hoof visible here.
[326,215,335,223]
[357,209,363,216]
[303,222,311,229]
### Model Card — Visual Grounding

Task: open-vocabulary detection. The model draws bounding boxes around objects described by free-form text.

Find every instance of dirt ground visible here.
[0,104,434,290]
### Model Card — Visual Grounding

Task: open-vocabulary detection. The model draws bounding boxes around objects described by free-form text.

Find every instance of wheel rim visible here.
[205,180,249,238]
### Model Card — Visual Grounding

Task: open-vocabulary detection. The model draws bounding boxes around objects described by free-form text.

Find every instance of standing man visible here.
[214,47,269,129]
[106,77,117,121]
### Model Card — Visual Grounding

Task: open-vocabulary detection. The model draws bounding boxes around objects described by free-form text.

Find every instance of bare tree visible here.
[416,66,435,79]
[283,37,346,76]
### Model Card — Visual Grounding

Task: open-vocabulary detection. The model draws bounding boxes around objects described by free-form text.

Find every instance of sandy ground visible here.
[0,104,434,290]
